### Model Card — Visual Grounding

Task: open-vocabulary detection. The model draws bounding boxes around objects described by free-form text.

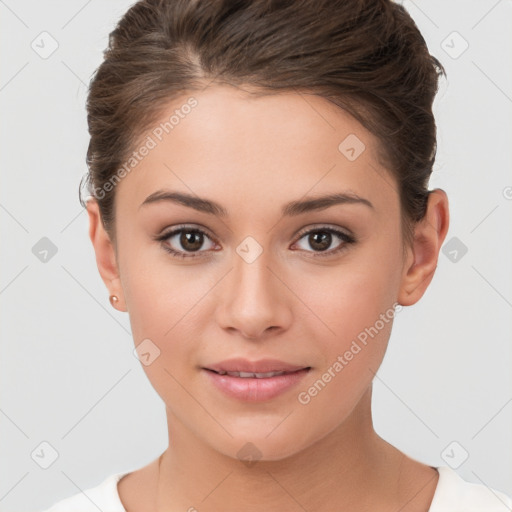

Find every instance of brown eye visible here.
[293,227,356,257]
[178,231,204,252]
[156,226,217,259]
[308,231,332,252]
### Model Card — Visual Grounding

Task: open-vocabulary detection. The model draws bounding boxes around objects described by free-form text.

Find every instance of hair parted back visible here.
[81,0,446,252]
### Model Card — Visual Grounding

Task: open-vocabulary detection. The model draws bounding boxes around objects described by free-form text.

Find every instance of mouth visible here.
[203,368,311,378]
[201,366,312,402]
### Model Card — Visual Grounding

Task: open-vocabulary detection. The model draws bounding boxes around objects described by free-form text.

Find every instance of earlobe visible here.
[397,189,450,307]
[86,198,127,312]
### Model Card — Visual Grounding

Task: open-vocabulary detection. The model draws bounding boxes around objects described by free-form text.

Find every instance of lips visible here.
[208,370,292,378]
[204,357,310,375]
[202,364,311,401]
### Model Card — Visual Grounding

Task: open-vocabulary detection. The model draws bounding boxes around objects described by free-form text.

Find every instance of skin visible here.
[86,84,449,512]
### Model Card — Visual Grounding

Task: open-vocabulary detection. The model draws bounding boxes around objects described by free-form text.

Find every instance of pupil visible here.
[181,231,203,251]
[310,232,331,251]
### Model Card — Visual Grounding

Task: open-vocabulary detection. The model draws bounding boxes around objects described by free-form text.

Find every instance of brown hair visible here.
[80,0,446,254]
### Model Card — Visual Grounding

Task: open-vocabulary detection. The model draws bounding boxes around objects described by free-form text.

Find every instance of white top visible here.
[40,466,512,512]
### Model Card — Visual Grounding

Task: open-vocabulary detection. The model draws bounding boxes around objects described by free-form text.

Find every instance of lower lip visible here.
[202,368,311,402]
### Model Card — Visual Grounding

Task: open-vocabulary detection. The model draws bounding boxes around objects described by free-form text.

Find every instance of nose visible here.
[215,247,292,340]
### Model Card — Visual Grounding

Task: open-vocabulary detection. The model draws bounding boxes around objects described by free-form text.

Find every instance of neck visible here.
[155,386,425,512]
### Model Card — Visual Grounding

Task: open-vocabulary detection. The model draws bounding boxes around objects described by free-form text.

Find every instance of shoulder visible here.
[40,471,129,512]
[429,466,512,512]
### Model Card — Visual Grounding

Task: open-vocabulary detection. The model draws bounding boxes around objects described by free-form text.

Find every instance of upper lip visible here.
[204,358,310,374]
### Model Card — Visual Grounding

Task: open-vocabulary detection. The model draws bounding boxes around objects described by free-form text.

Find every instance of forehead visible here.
[115,84,398,219]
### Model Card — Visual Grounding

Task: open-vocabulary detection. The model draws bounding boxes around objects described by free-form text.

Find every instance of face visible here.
[102,84,410,461]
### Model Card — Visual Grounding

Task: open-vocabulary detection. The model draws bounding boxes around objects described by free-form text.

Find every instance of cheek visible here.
[292,254,398,398]
[123,253,220,383]
[293,274,395,432]
[123,260,211,403]
[121,239,203,334]
[296,255,397,342]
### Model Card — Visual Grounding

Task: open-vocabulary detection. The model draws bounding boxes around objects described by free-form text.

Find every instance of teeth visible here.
[218,370,288,378]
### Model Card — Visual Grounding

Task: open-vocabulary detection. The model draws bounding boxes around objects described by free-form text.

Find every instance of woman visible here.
[41,0,512,510]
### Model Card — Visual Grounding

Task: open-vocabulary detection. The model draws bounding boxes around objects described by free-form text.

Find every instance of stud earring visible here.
[109,294,119,307]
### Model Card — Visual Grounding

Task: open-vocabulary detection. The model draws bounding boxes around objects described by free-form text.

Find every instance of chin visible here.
[203,428,313,465]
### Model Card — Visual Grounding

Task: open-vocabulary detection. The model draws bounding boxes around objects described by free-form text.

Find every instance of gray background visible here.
[1,1,511,510]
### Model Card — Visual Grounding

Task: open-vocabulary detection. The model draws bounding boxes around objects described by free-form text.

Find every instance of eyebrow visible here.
[139,189,374,217]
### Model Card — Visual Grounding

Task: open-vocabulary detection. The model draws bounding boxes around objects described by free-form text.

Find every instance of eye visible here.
[155,226,217,259]
[154,224,356,260]
[292,226,356,257]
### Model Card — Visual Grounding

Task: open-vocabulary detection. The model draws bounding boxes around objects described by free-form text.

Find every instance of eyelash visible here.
[154,225,356,260]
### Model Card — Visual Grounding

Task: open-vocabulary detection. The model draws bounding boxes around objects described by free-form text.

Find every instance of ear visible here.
[86,198,127,312]
[398,188,450,307]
